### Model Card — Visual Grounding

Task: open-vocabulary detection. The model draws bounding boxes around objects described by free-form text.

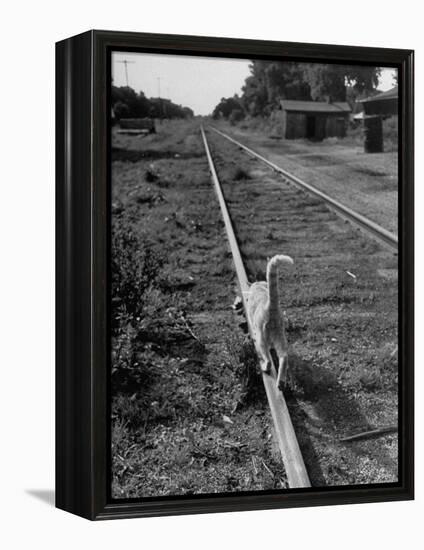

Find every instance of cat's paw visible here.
[260,360,271,373]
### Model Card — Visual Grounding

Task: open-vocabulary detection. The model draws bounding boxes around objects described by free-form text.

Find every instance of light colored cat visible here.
[246,255,294,390]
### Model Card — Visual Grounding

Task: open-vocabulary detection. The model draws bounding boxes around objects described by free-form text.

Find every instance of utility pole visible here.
[117,59,135,87]
[157,77,163,120]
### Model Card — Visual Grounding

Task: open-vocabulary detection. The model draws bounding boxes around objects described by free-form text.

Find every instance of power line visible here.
[157,77,163,119]
[117,59,135,87]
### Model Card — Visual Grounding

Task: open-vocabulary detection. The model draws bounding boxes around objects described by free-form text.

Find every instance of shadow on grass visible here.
[112,147,204,162]
[285,353,397,486]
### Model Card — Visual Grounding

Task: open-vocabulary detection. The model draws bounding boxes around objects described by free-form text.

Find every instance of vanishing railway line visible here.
[201,125,311,489]
[209,126,398,253]
[200,124,398,489]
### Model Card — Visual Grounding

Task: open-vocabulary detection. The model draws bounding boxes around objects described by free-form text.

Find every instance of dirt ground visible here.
[217,123,398,235]
[111,119,398,499]
[207,127,398,486]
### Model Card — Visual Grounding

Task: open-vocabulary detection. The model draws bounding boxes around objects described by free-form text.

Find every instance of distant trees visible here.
[229,109,244,125]
[112,86,150,118]
[147,97,193,119]
[212,95,244,119]
[303,64,381,102]
[392,70,399,86]
[113,101,130,120]
[111,85,194,120]
[182,106,195,118]
[211,61,381,120]
[242,61,310,116]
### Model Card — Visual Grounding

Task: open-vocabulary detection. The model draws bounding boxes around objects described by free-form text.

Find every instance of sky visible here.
[112,52,397,116]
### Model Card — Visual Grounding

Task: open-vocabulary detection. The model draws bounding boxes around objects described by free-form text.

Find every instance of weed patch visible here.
[232,167,251,181]
[226,333,264,406]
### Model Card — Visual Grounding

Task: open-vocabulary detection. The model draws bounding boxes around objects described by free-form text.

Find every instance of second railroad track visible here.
[209,125,398,253]
[200,123,398,489]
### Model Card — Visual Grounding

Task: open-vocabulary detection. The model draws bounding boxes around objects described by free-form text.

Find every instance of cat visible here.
[246,255,294,390]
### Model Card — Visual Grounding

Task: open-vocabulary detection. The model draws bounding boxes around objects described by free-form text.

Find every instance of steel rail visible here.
[209,126,398,252]
[200,125,311,489]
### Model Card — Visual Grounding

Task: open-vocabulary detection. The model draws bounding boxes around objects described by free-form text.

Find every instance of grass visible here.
[111,120,287,498]
[217,118,398,234]
[225,332,265,406]
[111,118,398,494]
[233,113,398,153]
[208,129,399,486]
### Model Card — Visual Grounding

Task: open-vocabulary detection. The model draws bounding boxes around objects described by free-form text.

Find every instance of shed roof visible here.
[280,100,351,113]
[359,86,398,103]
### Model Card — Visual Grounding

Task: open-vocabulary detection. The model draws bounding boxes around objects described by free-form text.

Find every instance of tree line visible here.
[212,61,384,120]
[112,85,194,120]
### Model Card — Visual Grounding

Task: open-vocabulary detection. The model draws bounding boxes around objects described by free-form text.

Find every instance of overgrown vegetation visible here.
[111,214,164,391]
[212,61,387,121]
[226,334,264,406]
[382,116,398,152]
[112,85,194,121]
[111,219,162,329]
[111,121,287,498]
[232,166,251,181]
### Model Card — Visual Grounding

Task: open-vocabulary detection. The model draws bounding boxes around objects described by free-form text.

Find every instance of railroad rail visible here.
[209,126,398,252]
[200,125,311,489]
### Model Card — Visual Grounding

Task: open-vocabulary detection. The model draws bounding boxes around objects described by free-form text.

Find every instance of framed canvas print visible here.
[56,30,414,520]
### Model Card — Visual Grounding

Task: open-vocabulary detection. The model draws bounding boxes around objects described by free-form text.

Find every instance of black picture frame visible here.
[56,29,414,520]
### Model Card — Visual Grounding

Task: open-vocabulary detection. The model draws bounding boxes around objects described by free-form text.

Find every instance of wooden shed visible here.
[359,86,398,116]
[358,87,398,153]
[278,100,351,140]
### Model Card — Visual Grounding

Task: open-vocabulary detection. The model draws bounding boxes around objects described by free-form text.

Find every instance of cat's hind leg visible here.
[276,352,289,391]
[256,333,272,373]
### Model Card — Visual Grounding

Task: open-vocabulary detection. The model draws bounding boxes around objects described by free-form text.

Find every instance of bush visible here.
[232,167,251,181]
[113,100,130,120]
[229,108,245,125]
[111,215,163,334]
[382,115,398,152]
[111,214,164,392]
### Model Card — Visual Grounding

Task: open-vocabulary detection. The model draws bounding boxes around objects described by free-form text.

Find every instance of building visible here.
[359,86,398,116]
[358,86,398,153]
[278,99,351,140]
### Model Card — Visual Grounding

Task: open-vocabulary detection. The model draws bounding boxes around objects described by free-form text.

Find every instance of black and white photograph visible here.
[1,0,420,541]
[110,51,400,499]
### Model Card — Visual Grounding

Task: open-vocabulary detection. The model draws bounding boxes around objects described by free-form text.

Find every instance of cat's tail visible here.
[266,254,294,309]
